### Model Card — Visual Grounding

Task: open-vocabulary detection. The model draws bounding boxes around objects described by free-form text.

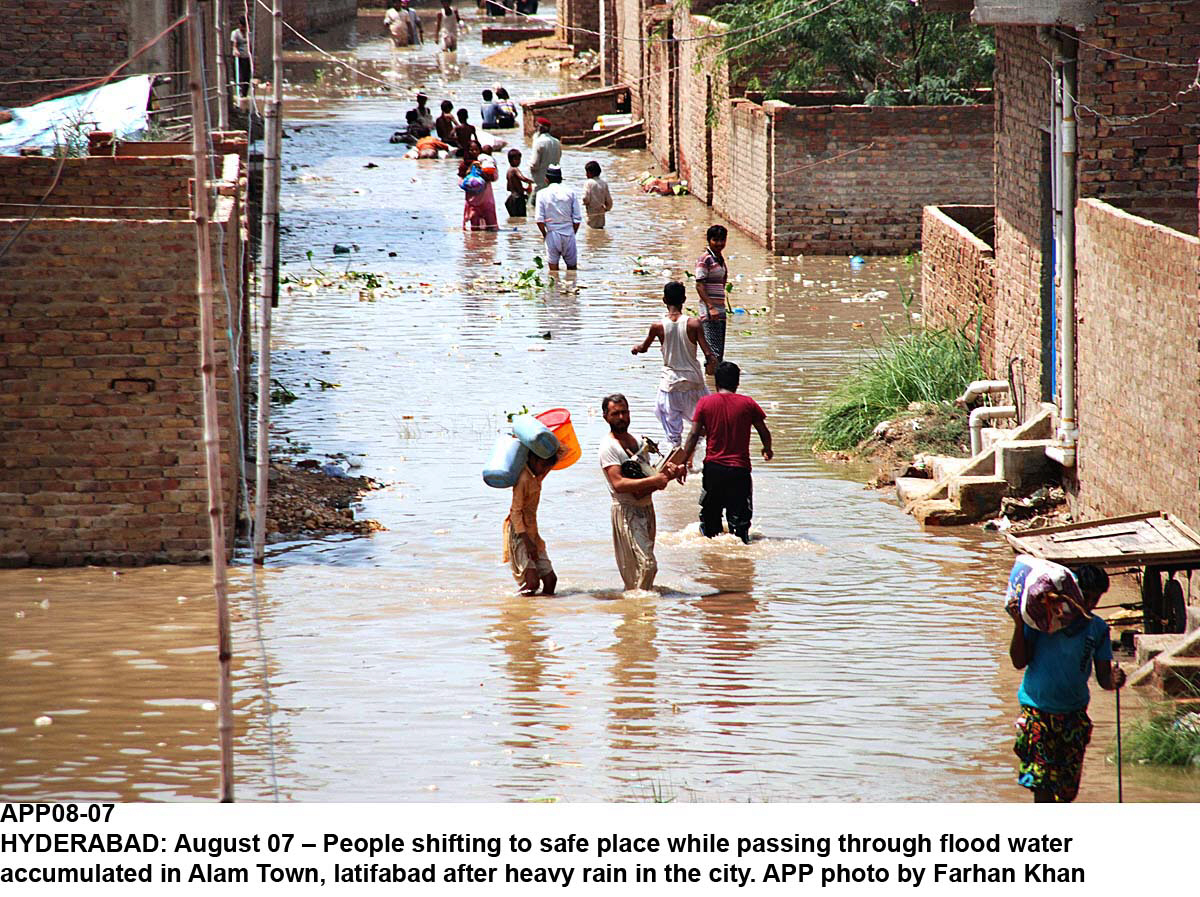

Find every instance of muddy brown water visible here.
[2,24,1197,803]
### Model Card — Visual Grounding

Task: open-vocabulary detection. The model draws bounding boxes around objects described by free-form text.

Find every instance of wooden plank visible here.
[1049,527,1140,544]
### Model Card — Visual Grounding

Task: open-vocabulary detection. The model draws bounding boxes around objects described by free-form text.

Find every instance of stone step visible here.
[1135,633,1184,667]
[996,439,1056,490]
[909,498,978,526]
[949,475,1009,518]
[896,476,936,505]
[1154,656,1200,697]
[927,455,970,482]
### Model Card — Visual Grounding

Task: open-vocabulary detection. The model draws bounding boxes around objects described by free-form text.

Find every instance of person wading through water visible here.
[680,361,772,544]
[598,394,682,592]
[1008,564,1125,802]
[631,281,716,464]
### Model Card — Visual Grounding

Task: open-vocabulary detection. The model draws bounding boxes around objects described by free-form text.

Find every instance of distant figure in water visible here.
[503,451,559,595]
[434,99,457,144]
[453,108,477,157]
[582,160,613,229]
[599,393,682,592]
[680,361,772,544]
[632,281,716,463]
[437,0,464,52]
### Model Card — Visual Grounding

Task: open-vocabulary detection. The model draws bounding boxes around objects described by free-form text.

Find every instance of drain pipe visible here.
[970,405,1018,457]
[1047,30,1079,468]
[956,380,1010,407]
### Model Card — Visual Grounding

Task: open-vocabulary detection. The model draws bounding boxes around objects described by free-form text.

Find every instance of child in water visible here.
[1008,564,1125,802]
[505,148,533,217]
[503,452,558,595]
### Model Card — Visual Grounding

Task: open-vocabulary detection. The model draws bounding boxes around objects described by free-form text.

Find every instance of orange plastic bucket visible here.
[536,408,581,470]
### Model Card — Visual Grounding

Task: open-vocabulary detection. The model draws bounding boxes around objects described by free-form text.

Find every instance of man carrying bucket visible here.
[598,394,681,592]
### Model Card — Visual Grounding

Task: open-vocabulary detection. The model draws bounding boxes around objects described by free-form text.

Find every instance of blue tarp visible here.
[0,75,153,155]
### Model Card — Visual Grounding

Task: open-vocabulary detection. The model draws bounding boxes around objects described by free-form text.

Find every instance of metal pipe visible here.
[969,405,1017,457]
[1055,33,1079,468]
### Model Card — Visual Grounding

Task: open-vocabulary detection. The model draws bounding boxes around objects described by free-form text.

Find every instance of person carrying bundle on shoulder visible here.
[1007,563,1125,802]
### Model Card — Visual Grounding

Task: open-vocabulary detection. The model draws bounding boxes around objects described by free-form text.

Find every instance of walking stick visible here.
[1115,681,1123,803]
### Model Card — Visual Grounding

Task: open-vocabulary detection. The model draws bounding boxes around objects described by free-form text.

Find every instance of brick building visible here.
[0,151,249,566]
[634,4,994,254]
[920,0,1200,528]
[0,1,358,109]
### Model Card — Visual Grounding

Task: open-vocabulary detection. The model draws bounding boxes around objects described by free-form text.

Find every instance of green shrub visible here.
[810,326,983,451]
[1124,707,1200,767]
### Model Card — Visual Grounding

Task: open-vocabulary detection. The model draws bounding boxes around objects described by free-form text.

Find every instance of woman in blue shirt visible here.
[1008,564,1125,802]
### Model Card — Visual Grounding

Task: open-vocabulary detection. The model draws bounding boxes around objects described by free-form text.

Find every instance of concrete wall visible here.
[0,156,247,567]
[1073,198,1200,528]
[921,205,997,368]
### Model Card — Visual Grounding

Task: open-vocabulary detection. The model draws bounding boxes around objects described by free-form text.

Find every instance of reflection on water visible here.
[2,23,1198,803]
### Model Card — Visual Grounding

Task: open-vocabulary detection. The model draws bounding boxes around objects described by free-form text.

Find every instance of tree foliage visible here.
[711,0,994,105]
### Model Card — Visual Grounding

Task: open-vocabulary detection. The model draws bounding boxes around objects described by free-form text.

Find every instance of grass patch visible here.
[811,326,983,452]
[1124,705,1200,767]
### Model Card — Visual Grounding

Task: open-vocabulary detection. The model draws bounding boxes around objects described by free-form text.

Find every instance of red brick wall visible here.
[721,99,773,245]
[0,157,193,221]
[0,159,246,567]
[520,84,631,141]
[1077,1,1200,236]
[921,205,998,371]
[557,0,600,51]
[0,0,131,106]
[991,25,1051,416]
[1073,198,1200,528]
[769,102,994,255]
[616,0,646,117]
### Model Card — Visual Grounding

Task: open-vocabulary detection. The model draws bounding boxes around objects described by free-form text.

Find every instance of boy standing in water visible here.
[505,148,533,217]
[503,452,558,595]
[1008,564,1125,802]
[582,161,613,229]
[631,281,716,462]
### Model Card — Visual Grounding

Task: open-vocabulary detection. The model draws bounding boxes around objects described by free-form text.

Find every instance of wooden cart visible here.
[1005,512,1200,634]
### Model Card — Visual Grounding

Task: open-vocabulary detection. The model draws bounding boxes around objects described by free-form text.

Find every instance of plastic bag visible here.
[459,163,485,195]
[1005,555,1087,633]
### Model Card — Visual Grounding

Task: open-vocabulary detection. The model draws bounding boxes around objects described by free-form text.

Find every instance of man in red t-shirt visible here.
[680,362,772,543]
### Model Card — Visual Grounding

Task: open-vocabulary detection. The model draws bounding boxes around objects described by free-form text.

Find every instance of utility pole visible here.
[186,0,235,803]
[213,0,229,129]
[254,0,284,564]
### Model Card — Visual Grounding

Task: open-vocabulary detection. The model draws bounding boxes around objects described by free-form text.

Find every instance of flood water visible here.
[2,17,1197,804]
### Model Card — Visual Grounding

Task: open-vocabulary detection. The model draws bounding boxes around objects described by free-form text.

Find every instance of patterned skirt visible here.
[1013,705,1092,802]
[702,312,726,362]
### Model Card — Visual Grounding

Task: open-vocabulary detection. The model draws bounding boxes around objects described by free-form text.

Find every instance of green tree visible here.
[711,0,994,105]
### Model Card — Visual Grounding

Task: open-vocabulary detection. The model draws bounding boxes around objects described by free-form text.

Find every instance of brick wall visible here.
[616,0,647,117]
[520,84,631,142]
[1076,1,1200,236]
[1073,198,1200,528]
[991,25,1051,415]
[285,0,358,33]
[557,0,600,51]
[921,205,998,370]
[0,157,193,221]
[770,102,994,255]
[0,0,131,106]
[0,158,246,567]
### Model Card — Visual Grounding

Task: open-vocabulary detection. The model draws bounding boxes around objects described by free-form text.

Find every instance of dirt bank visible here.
[249,463,385,539]
[483,37,594,73]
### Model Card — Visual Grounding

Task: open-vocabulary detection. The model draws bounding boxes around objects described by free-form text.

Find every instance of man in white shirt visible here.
[534,166,581,270]
[598,394,679,592]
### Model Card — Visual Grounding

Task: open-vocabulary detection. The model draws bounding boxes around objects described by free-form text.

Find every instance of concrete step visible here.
[996,439,1056,490]
[1188,605,1200,635]
[926,455,970,481]
[909,498,978,526]
[949,475,1009,518]
[1136,633,1184,667]
[1154,656,1200,697]
[896,476,935,504]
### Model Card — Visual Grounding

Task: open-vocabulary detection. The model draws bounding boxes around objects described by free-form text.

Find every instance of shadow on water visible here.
[1,19,1197,803]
